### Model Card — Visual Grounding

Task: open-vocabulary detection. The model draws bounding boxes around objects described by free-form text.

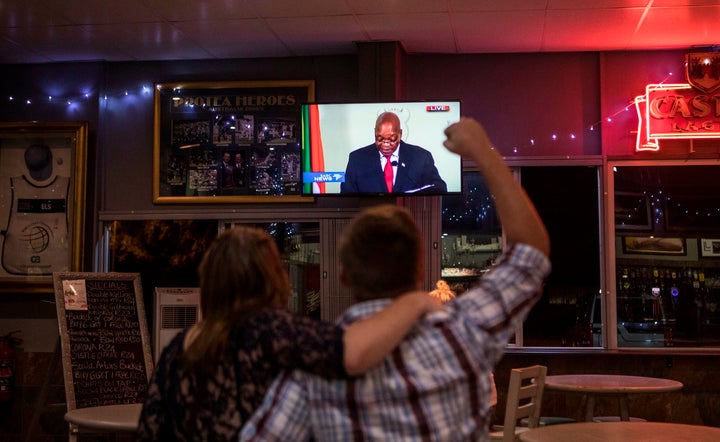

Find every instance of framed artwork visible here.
[615,191,652,231]
[622,236,686,256]
[699,238,720,258]
[0,121,88,293]
[153,80,314,203]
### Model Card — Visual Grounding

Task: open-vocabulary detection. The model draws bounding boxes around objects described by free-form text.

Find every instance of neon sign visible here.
[634,84,720,151]
[634,52,720,152]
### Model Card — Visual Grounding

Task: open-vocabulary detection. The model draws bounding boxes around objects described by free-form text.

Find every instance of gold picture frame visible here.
[153,80,315,203]
[0,121,87,293]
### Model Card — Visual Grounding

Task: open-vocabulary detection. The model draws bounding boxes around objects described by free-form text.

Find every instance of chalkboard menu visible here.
[53,272,153,410]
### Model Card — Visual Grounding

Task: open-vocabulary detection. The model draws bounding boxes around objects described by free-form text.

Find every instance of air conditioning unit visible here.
[153,287,201,361]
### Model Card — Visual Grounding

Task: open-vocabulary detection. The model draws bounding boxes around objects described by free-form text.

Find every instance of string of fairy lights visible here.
[5,84,155,111]
[4,63,683,149]
[4,64,695,229]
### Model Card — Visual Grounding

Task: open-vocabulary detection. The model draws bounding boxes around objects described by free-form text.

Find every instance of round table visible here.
[518,421,720,442]
[65,403,142,432]
[544,374,683,422]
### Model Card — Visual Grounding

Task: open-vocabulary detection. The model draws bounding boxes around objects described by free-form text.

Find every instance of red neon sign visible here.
[634,83,720,151]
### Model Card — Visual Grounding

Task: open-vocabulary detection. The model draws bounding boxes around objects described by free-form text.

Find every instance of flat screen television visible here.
[300,100,462,196]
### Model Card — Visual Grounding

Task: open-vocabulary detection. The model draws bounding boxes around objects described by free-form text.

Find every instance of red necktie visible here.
[384,155,393,192]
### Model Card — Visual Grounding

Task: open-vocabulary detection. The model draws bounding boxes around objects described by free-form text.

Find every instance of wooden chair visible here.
[489,365,547,442]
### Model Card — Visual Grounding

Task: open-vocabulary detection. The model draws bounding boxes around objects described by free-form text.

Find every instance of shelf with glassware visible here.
[614,260,720,346]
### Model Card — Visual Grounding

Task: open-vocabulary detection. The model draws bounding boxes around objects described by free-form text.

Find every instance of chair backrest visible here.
[500,365,547,442]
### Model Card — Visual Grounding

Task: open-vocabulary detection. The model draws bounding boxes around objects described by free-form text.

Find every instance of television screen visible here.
[300,101,462,196]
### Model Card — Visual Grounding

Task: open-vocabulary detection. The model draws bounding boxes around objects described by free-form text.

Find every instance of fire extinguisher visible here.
[0,330,21,403]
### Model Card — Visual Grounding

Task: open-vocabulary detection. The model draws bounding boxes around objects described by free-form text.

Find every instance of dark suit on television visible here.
[340,141,447,194]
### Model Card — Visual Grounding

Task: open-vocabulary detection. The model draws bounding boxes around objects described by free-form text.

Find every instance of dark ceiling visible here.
[1,0,719,64]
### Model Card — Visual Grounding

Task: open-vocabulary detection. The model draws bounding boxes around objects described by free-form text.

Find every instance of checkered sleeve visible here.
[453,243,551,363]
[239,371,311,442]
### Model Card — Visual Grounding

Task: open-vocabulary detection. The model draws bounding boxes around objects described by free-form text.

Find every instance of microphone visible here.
[391,161,398,167]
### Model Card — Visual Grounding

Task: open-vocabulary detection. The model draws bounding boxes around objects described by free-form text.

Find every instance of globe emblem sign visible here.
[21,222,52,253]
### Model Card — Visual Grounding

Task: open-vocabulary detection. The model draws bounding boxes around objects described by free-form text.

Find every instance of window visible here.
[106,219,218,331]
[520,166,601,347]
[441,172,501,294]
[442,166,602,347]
[105,219,321,332]
[612,163,720,348]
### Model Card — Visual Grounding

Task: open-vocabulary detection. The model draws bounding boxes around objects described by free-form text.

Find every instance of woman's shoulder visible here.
[237,308,334,341]
[245,308,319,331]
[249,307,295,322]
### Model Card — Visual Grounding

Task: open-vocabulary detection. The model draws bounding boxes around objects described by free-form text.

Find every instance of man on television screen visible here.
[340,112,447,194]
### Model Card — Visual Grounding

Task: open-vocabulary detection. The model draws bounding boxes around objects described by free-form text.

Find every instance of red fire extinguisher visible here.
[0,330,21,403]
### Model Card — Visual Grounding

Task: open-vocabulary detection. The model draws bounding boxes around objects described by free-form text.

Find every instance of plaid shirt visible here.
[240,244,550,442]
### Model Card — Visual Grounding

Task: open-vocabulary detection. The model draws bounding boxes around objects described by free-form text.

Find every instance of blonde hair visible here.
[429,279,456,303]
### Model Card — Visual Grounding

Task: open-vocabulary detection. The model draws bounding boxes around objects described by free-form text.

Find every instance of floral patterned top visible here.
[136,308,346,442]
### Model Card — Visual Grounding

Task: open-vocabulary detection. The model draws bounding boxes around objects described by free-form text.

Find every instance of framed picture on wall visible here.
[153,80,314,203]
[0,121,88,293]
[622,236,686,256]
[699,238,720,258]
[615,191,652,231]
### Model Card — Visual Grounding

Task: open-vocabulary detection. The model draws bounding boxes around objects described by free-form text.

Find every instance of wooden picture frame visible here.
[53,272,152,411]
[0,121,87,293]
[153,80,315,203]
[622,236,686,256]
